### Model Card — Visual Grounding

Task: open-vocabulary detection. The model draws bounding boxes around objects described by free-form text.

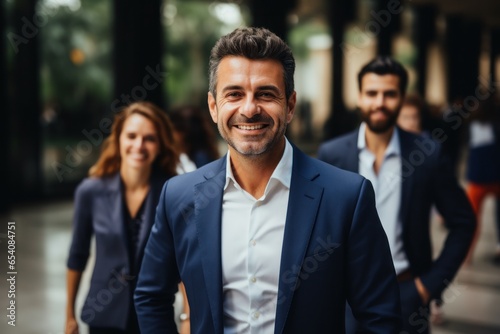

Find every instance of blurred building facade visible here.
[2,0,500,212]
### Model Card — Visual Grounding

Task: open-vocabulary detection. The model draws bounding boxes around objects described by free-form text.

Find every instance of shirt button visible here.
[250,239,257,246]
[250,277,257,283]
[253,311,260,319]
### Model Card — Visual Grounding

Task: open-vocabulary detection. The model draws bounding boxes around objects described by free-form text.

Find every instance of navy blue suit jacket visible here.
[67,172,168,329]
[135,145,402,333]
[317,127,476,298]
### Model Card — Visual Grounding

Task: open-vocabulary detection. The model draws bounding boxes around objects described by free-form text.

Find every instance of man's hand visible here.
[414,277,431,304]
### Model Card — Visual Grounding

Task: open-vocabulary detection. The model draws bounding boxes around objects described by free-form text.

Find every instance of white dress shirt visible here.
[357,123,409,274]
[221,139,293,334]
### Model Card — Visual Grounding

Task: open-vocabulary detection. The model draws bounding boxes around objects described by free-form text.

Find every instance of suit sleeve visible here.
[67,181,94,271]
[134,181,180,333]
[347,179,402,333]
[420,149,476,297]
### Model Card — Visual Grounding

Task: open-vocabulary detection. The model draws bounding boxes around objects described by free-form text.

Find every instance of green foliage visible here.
[163,0,248,107]
[288,21,330,60]
[39,0,112,112]
[38,0,250,112]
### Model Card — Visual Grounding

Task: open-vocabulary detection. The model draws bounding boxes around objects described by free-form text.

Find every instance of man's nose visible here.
[374,94,385,107]
[240,96,260,119]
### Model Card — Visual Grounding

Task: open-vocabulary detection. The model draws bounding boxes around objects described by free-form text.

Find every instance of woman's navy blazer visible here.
[67,172,168,329]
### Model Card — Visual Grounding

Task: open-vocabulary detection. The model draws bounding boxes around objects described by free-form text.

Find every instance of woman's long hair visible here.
[89,101,179,177]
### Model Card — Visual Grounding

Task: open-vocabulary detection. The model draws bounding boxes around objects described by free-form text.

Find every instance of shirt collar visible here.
[357,122,401,157]
[224,138,293,191]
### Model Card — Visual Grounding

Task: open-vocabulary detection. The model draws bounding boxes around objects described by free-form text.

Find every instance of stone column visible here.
[249,0,297,41]
[8,0,42,204]
[0,0,9,213]
[445,16,481,101]
[413,5,436,97]
[113,0,166,110]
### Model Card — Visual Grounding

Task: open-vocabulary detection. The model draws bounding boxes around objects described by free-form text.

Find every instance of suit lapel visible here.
[135,174,166,264]
[135,191,153,263]
[104,173,129,262]
[105,173,167,273]
[275,148,323,334]
[191,151,325,333]
[194,158,226,334]
[398,129,415,226]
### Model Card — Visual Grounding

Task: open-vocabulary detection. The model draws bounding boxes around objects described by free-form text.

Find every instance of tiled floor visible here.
[431,196,500,334]
[0,195,499,334]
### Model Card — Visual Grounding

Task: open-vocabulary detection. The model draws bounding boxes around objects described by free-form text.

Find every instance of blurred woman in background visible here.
[65,101,179,334]
[169,105,220,169]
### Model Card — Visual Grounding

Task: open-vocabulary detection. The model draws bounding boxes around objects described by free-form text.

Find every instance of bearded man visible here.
[317,56,475,334]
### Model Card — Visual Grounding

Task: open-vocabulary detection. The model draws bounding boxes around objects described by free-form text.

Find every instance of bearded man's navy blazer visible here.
[317,127,476,299]
[135,145,402,333]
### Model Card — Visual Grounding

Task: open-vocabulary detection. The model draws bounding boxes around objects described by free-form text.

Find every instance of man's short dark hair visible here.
[357,56,408,95]
[208,27,295,100]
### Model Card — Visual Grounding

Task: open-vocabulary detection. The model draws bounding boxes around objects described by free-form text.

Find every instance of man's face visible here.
[397,104,421,134]
[208,56,296,157]
[358,73,403,133]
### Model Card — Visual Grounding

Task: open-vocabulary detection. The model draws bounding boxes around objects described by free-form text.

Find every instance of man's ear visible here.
[356,91,362,108]
[286,91,297,124]
[207,92,217,123]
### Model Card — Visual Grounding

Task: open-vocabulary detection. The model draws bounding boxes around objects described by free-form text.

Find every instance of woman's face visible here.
[119,113,160,170]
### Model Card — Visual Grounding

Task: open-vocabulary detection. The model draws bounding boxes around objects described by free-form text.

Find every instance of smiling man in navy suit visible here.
[318,56,476,334]
[135,27,402,334]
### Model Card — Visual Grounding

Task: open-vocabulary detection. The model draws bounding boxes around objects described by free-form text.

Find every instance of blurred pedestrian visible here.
[169,105,220,169]
[397,93,429,136]
[65,101,179,334]
[464,96,500,264]
[318,56,476,334]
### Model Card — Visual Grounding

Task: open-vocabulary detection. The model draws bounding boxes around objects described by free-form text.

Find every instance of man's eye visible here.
[127,134,136,139]
[258,92,278,100]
